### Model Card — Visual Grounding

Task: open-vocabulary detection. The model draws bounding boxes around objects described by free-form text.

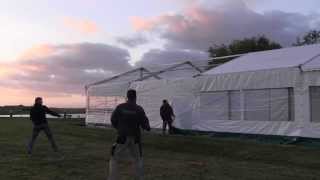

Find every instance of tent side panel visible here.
[194,69,320,138]
[130,78,199,130]
[200,68,300,92]
[85,82,129,125]
[84,69,320,139]
[298,71,320,138]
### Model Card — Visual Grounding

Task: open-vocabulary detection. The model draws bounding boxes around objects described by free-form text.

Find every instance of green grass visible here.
[1,118,320,180]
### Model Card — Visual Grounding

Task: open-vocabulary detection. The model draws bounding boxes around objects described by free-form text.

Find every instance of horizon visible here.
[1,0,320,107]
[0,104,85,108]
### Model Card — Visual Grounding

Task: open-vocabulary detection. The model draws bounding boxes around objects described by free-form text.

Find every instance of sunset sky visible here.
[1,0,320,107]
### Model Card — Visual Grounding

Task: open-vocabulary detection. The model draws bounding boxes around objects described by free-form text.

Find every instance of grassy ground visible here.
[1,118,320,180]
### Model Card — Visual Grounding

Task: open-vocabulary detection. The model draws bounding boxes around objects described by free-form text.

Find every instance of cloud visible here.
[130,14,188,33]
[0,63,15,78]
[1,43,132,96]
[130,16,157,31]
[116,34,149,48]
[19,44,56,59]
[138,49,208,66]
[136,48,209,78]
[131,0,320,50]
[63,17,99,34]
[0,86,85,107]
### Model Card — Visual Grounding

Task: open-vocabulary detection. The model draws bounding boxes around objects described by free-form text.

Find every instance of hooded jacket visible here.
[30,104,61,125]
[160,103,174,121]
[111,102,150,143]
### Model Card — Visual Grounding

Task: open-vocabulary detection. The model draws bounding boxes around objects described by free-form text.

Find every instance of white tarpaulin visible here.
[86,82,129,125]
[130,78,199,129]
[86,44,320,138]
[205,44,320,75]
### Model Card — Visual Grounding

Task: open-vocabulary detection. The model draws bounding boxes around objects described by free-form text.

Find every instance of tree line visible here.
[208,30,320,66]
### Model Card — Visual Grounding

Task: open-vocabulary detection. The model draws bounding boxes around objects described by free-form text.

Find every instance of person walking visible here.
[27,97,61,154]
[160,99,175,135]
[108,89,150,180]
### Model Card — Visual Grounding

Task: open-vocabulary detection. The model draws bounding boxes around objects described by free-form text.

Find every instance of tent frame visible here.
[86,67,161,88]
[134,61,204,81]
[85,54,246,89]
[85,54,245,121]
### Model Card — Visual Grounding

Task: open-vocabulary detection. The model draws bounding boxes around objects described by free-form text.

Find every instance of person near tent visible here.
[108,89,151,180]
[27,97,61,155]
[160,99,175,135]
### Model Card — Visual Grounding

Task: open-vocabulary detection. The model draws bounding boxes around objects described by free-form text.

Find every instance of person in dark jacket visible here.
[160,99,175,135]
[108,89,150,180]
[27,97,61,154]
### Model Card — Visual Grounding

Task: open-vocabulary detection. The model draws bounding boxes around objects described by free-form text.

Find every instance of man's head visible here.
[35,97,43,105]
[163,99,168,104]
[127,89,137,102]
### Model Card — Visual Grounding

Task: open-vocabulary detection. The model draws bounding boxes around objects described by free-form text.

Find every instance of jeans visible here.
[162,120,173,134]
[27,123,58,153]
[108,137,144,180]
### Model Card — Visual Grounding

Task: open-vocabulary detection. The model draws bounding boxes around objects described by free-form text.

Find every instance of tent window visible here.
[310,86,320,122]
[88,96,125,113]
[199,92,229,121]
[199,91,241,121]
[86,95,125,124]
[244,89,270,121]
[200,88,294,121]
[244,88,294,121]
[229,91,241,120]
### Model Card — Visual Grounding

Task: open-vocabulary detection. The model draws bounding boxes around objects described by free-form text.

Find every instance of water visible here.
[0,113,86,119]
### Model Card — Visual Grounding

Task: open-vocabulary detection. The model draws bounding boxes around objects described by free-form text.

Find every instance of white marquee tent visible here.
[86,44,320,138]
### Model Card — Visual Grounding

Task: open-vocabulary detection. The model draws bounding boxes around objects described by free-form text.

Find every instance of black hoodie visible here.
[160,103,174,121]
[111,101,150,143]
[30,104,60,125]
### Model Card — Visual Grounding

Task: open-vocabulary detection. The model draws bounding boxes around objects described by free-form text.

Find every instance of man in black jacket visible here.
[108,89,150,180]
[160,99,175,135]
[27,97,61,154]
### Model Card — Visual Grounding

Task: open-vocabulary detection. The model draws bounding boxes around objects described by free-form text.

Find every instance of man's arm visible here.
[44,106,61,117]
[169,106,175,118]
[139,108,151,131]
[160,106,165,120]
[110,106,120,129]
[30,109,34,122]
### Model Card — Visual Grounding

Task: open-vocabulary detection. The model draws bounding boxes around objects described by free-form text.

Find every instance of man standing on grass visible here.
[27,97,61,154]
[160,99,175,135]
[108,89,151,180]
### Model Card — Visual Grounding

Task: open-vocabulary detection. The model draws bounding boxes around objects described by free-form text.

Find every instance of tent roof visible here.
[86,61,206,87]
[204,44,320,75]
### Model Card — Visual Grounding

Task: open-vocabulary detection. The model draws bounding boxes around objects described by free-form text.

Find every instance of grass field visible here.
[1,118,320,180]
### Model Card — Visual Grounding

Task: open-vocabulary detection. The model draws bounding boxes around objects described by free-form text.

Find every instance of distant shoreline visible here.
[0,113,86,118]
[0,105,85,115]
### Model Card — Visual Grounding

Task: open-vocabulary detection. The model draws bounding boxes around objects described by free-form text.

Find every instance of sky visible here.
[0,0,320,107]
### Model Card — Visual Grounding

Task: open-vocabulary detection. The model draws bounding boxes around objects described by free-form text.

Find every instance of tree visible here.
[294,30,320,46]
[208,35,282,67]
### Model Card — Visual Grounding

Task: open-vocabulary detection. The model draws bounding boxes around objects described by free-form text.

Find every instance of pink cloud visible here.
[129,3,213,33]
[63,17,99,34]
[19,44,55,60]
[130,14,190,33]
[0,64,15,78]
[130,16,158,31]
[0,13,127,107]
[129,0,318,50]
[0,86,84,107]
[0,42,132,107]
[184,4,211,24]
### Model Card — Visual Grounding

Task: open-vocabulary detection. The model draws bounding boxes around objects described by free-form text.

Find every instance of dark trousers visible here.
[108,137,144,180]
[162,120,173,134]
[27,123,58,153]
